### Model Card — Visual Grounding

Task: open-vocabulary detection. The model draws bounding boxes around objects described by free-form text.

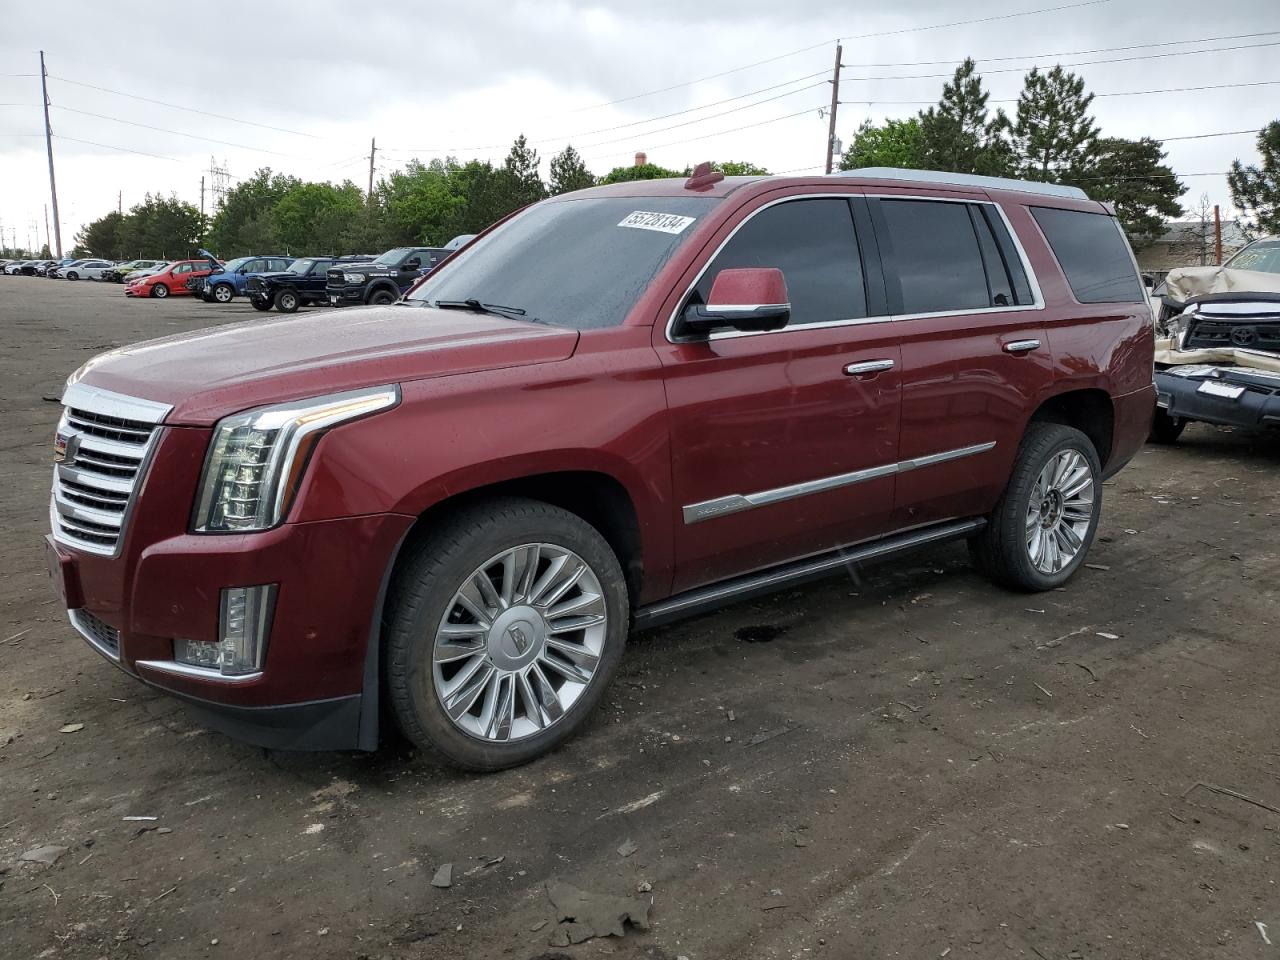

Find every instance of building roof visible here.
[1154,219,1250,246]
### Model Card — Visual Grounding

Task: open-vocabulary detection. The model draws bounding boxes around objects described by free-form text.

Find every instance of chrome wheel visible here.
[1026,448,1094,574]
[431,543,608,743]
[214,284,233,302]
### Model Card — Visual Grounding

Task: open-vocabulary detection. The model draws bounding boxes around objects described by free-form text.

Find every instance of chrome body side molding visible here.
[682,441,996,524]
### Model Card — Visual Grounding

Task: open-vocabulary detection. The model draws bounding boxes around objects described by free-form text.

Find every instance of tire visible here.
[969,422,1102,592]
[274,288,299,313]
[150,283,169,299]
[368,288,397,305]
[212,283,234,303]
[66,271,79,281]
[384,497,629,770]
[1148,408,1187,444]
[249,296,273,312]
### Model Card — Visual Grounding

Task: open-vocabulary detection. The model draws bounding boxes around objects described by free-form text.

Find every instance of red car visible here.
[47,167,1154,768]
[124,258,219,298]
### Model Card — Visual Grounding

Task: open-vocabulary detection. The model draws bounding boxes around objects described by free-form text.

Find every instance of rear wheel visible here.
[970,422,1101,592]
[274,288,299,313]
[384,498,629,770]
[212,283,234,303]
[1149,408,1187,444]
[150,283,169,299]
[368,288,396,305]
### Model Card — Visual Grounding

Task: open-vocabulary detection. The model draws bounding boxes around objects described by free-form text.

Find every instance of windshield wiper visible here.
[432,298,528,320]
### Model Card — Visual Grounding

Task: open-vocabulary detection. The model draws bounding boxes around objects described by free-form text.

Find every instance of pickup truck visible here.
[45,167,1154,769]
[325,246,451,306]
[245,257,339,313]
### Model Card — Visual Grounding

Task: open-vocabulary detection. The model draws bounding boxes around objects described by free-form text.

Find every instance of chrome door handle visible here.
[1004,339,1041,354]
[843,359,895,376]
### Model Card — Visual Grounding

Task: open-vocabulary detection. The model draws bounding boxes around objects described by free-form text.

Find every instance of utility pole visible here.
[39,51,63,258]
[1213,204,1222,265]
[44,204,51,252]
[200,176,206,219]
[367,137,377,202]
[117,190,122,214]
[824,43,843,175]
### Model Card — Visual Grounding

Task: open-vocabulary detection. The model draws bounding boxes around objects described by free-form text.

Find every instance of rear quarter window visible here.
[1031,206,1143,304]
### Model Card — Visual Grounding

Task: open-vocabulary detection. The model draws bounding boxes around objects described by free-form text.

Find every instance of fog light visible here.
[176,584,276,677]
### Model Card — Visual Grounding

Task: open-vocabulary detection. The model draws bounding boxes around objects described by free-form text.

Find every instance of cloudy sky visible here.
[1,0,1274,254]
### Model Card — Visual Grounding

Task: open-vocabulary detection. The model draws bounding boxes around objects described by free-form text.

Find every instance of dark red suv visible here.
[46,167,1154,768]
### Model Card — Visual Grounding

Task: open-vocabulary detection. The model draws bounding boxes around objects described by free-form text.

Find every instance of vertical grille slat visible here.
[50,387,171,557]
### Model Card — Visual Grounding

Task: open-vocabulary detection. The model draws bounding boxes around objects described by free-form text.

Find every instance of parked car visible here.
[103,259,165,283]
[1150,238,1280,442]
[45,166,1154,768]
[31,259,60,276]
[192,255,295,302]
[246,257,341,312]
[325,246,452,306]
[50,258,116,280]
[124,259,220,299]
[4,260,34,275]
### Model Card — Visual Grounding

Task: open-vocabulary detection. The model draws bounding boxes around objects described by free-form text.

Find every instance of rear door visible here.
[656,192,902,592]
[868,192,1052,529]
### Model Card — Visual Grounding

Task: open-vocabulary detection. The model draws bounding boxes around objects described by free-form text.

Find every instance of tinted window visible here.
[694,198,866,326]
[878,199,989,314]
[1031,206,1143,303]
[970,208,1014,306]
[407,195,718,331]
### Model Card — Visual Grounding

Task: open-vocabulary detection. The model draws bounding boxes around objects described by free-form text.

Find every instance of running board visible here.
[633,518,986,630]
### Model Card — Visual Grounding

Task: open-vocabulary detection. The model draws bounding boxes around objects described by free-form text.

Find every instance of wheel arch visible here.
[364,280,401,302]
[1027,387,1115,468]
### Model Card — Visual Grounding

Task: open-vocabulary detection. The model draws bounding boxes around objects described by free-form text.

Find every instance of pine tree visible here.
[1227,120,1280,237]
[501,134,547,207]
[1073,137,1185,246]
[548,145,595,195]
[916,59,1008,175]
[1006,66,1099,182]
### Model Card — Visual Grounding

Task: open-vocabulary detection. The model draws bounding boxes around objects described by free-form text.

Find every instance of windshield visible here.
[373,247,414,267]
[222,256,251,272]
[406,196,718,330]
[1225,240,1280,274]
[288,259,316,275]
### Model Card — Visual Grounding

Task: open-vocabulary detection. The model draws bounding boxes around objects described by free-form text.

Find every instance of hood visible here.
[246,270,298,283]
[1164,266,1280,304]
[68,305,580,425]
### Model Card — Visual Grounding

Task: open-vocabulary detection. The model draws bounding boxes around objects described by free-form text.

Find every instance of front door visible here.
[655,194,902,594]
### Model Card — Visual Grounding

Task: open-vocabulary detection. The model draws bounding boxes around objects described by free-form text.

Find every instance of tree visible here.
[499,134,547,208]
[1004,66,1099,182]
[599,162,683,184]
[206,168,300,255]
[709,160,771,176]
[839,117,923,170]
[116,194,204,259]
[916,59,1009,175]
[272,181,366,253]
[549,145,595,194]
[1228,121,1280,237]
[1073,137,1184,247]
[74,210,129,258]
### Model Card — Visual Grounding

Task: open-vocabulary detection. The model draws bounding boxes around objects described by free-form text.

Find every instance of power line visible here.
[581,105,827,164]
[47,75,329,139]
[51,104,306,158]
[840,38,1280,82]
[51,134,179,162]
[1157,130,1258,142]
[839,78,1280,107]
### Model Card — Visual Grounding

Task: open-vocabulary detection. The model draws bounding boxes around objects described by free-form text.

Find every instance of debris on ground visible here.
[745,726,794,747]
[20,845,68,865]
[616,838,638,858]
[58,723,84,733]
[545,879,651,946]
[431,863,453,888]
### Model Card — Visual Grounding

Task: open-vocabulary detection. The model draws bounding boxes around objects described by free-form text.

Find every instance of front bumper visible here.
[325,284,365,305]
[47,452,413,750]
[1155,365,1280,430]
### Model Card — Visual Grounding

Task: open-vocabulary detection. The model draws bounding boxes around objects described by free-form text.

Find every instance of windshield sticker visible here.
[617,211,696,235]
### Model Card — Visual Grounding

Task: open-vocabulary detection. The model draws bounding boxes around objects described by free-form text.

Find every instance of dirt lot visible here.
[1,275,1278,960]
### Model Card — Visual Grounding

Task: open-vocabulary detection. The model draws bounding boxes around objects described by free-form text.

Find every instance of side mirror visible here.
[404,258,421,270]
[683,267,791,335]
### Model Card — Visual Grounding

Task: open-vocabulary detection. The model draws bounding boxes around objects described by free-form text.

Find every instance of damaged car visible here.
[1152,238,1280,442]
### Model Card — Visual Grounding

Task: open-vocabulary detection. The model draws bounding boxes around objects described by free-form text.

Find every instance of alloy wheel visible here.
[431,543,608,743]
[1025,448,1094,574]
[214,284,232,302]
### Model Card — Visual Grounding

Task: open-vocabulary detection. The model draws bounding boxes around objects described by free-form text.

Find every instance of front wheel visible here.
[273,288,299,313]
[1149,408,1187,444]
[150,283,169,299]
[249,296,273,312]
[368,289,396,305]
[66,271,79,281]
[384,498,629,770]
[970,422,1101,591]
[212,283,234,303]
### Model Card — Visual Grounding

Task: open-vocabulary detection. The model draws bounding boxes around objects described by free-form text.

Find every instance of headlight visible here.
[194,385,399,532]
[343,272,366,283]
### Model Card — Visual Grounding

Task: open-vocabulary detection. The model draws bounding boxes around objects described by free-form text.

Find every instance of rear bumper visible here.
[1103,382,1157,479]
[1155,366,1280,429]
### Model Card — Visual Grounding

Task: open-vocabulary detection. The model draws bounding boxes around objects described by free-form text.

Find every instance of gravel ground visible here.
[1,276,1278,960]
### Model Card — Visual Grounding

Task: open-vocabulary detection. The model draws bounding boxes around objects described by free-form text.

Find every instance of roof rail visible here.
[834,167,1089,201]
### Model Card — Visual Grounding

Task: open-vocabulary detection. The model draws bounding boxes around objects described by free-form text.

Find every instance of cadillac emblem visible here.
[53,431,77,465]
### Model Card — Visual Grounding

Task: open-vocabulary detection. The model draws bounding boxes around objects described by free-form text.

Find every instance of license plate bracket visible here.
[44,535,84,609]
[1197,380,1245,400]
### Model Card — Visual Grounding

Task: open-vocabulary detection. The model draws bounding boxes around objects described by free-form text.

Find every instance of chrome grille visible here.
[70,609,120,659]
[50,383,172,557]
